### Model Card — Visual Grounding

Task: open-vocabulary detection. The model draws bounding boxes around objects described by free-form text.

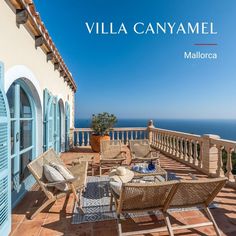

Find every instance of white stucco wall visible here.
[0,1,75,130]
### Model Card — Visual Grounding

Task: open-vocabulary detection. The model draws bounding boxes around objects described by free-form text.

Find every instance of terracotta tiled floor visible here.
[10,147,236,236]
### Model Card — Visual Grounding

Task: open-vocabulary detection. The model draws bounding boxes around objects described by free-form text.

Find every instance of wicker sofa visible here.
[110,177,227,236]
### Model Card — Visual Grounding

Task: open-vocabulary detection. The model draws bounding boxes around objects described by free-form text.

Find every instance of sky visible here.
[34,0,236,119]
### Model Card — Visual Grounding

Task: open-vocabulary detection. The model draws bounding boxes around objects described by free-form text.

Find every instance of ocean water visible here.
[75,118,236,141]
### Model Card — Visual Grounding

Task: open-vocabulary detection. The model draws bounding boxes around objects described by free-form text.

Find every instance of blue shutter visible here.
[54,96,60,153]
[65,102,70,151]
[0,62,11,236]
[44,89,54,151]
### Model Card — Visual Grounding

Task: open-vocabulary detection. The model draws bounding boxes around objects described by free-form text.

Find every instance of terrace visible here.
[10,121,236,236]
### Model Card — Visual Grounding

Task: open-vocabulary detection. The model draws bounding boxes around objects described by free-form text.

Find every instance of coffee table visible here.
[129,165,167,182]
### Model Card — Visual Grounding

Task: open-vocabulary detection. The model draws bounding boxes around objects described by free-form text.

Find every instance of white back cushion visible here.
[43,164,68,191]
[50,162,74,180]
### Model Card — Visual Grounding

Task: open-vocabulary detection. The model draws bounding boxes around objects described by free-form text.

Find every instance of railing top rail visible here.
[150,127,202,140]
[74,128,92,132]
[210,138,236,148]
[74,127,147,132]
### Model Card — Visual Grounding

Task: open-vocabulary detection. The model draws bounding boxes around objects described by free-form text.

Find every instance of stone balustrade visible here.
[73,120,236,187]
[149,127,204,172]
[74,127,147,146]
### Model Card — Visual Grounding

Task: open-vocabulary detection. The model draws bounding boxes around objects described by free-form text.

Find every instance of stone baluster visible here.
[135,131,138,139]
[226,148,234,181]
[169,136,172,154]
[154,131,157,147]
[111,131,115,140]
[176,137,180,158]
[198,142,203,169]
[161,133,164,150]
[216,146,225,177]
[180,138,184,159]
[130,131,133,140]
[172,136,176,156]
[163,134,166,152]
[76,131,80,147]
[81,131,85,146]
[166,135,169,153]
[139,130,142,139]
[193,141,198,166]
[117,131,120,140]
[184,139,188,161]
[88,131,91,146]
[121,131,124,144]
[126,131,129,144]
[188,140,193,163]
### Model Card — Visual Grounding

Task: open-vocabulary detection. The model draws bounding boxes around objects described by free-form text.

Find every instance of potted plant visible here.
[90,112,117,152]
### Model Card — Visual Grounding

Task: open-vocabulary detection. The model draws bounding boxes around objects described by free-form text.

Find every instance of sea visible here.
[75,119,236,141]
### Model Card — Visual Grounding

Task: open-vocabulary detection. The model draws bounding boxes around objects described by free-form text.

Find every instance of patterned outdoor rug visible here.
[72,174,217,224]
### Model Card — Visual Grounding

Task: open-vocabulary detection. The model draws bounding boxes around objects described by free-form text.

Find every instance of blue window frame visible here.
[0,62,11,236]
[7,80,36,207]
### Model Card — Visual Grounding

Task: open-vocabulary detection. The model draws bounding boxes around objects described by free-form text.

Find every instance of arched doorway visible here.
[7,79,36,207]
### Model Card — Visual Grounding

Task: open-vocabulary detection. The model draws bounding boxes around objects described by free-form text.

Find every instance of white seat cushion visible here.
[43,164,68,191]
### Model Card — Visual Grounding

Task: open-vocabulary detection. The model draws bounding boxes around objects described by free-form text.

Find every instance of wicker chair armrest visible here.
[44,177,79,187]
[101,158,125,162]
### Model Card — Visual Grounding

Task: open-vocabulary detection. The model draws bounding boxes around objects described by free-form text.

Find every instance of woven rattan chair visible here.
[110,177,227,236]
[129,139,160,164]
[27,148,88,219]
[99,140,127,176]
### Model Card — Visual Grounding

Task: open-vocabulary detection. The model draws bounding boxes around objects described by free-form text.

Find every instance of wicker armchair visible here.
[129,139,160,164]
[110,177,227,236]
[99,140,127,176]
[27,149,88,219]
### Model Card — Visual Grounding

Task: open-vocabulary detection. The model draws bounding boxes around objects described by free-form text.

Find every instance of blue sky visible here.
[34,0,236,119]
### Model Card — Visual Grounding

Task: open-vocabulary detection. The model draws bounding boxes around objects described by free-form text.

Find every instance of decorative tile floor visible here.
[10,147,236,236]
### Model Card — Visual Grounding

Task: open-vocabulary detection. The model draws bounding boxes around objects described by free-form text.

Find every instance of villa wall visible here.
[0,1,77,209]
[0,0,75,128]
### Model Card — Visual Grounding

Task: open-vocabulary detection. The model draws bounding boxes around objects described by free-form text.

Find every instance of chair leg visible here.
[204,207,221,236]
[110,194,113,211]
[70,184,84,214]
[30,198,55,219]
[100,166,102,176]
[117,219,122,236]
[163,212,174,236]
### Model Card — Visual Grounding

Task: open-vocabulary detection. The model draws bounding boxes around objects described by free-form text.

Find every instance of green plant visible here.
[91,112,117,136]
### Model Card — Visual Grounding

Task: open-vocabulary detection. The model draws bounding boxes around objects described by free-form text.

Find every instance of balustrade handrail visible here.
[74,127,147,132]
[209,138,236,148]
[150,127,202,141]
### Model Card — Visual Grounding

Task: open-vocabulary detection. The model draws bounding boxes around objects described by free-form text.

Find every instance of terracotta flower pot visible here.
[90,134,110,152]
